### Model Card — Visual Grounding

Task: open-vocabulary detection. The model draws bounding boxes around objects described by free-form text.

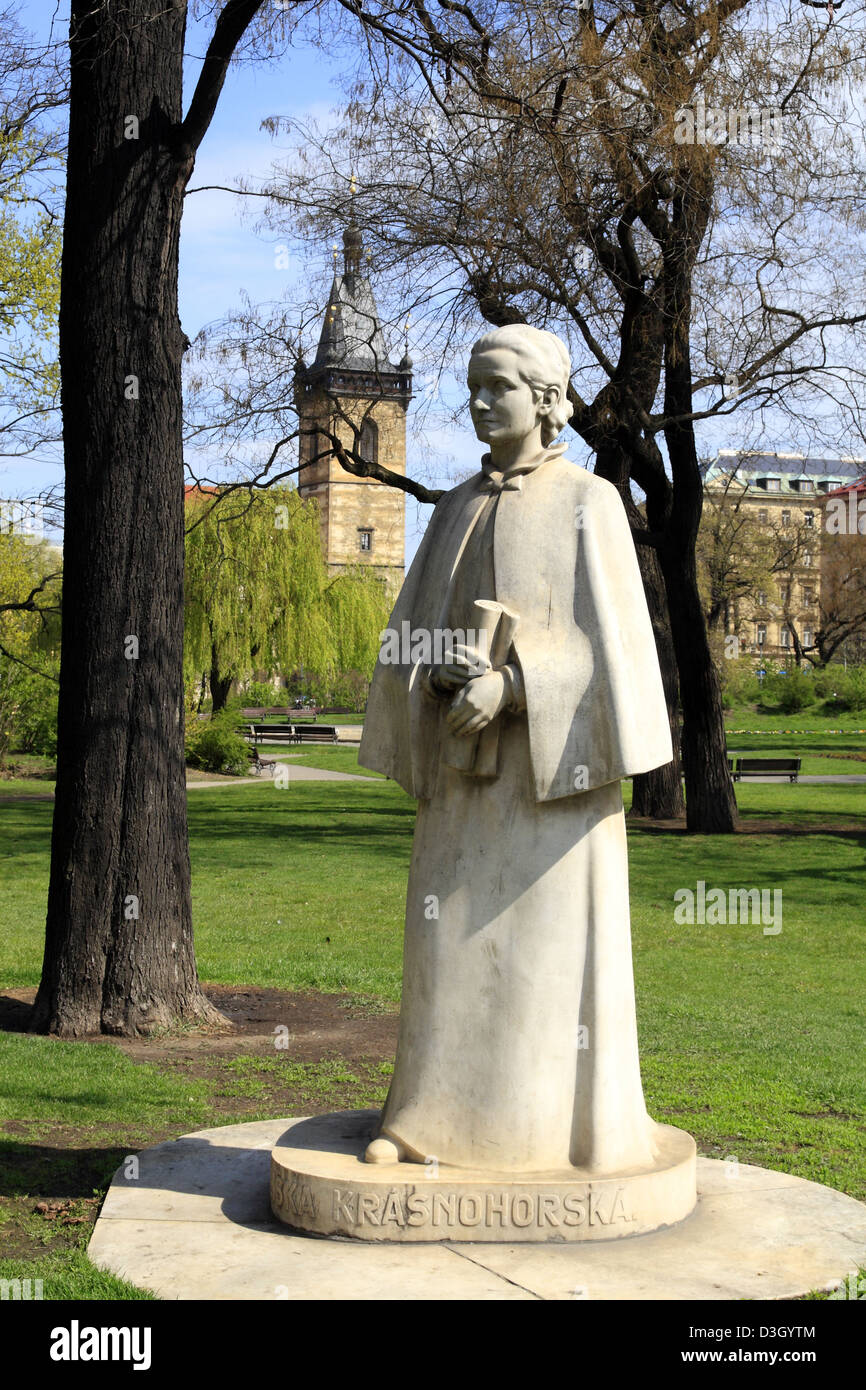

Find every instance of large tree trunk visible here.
[32,0,223,1035]
[209,645,234,714]
[655,181,738,835]
[595,442,685,820]
[629,536,685,820]
[660,547,737,832]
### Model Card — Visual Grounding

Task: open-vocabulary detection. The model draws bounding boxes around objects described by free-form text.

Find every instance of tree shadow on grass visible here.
[0,1139,132,1199]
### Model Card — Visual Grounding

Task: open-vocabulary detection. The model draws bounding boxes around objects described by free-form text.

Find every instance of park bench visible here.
[246,722,340,749]
[732,756,801,783]
[292,725,339,744]
[246,722,297,747]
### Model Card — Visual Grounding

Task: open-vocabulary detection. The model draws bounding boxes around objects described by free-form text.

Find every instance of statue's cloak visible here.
[356,451,675,1172]
[359,452,673,798]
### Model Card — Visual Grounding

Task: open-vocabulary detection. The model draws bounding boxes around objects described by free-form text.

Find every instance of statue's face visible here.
[467,348,543,446]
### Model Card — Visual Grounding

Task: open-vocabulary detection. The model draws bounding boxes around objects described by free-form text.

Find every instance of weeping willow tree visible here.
[184,485,390,712]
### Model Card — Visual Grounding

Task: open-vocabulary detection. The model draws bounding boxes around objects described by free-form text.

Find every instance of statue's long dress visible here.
[376,481,661,1175]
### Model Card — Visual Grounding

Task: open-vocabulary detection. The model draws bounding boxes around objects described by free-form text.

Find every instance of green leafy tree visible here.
[184,486,390,712]
[0,533,61,765]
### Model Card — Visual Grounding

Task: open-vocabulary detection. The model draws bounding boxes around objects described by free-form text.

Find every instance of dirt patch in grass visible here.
[0,984,398,1059]
[0,985,399,1264]
[627,816,866,835]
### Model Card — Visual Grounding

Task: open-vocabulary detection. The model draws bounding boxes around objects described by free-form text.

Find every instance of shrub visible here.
[185,710,250,775]
[825,666,866,711]
[760,668,816,713]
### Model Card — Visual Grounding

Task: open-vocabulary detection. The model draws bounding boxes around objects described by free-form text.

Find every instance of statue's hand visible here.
[446,670,508,736]
[429,643,490,694]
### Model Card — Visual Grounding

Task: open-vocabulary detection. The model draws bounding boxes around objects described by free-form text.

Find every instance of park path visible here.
[2,767,863,804]
[0,763,374,802]
[186,764,371,788]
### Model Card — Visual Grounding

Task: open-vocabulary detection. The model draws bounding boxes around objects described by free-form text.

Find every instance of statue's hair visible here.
[470,325,574,446]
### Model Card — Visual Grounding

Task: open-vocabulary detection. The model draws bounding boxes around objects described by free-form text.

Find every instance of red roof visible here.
[824,478,866,499]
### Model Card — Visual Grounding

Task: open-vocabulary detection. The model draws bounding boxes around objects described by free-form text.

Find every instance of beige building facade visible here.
[295,226,411,594]
[705,450,864,661]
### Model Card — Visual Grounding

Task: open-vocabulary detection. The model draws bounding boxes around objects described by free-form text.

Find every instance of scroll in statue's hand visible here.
[428,643,491,694]
[446,670,508,736]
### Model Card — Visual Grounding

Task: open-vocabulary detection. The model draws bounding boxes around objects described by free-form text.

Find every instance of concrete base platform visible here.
[270,1110,697,1242]
[89,1117,866,1301]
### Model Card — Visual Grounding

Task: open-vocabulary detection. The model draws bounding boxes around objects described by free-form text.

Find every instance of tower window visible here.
[358,528,373,553]
[359,418,379,466]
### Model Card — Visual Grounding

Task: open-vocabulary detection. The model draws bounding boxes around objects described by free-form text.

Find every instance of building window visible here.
[802,587,814,608]
[766,478,781,492]
[757,508,768,525]
[780,627,791,648]
[358,528,373,553]
[756,624,767,645]
[803,629,813,647]
[359,418,379,466]
[780,583,791,604]
[781,509,791,526]
[804,510,814,528]
[803,551,812,568]
[757,590,767,606]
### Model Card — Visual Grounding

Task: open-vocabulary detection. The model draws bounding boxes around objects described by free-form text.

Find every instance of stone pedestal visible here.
[270,1110,697,1243]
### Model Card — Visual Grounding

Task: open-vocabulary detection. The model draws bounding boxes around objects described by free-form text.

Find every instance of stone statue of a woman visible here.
[357,324,677,1179]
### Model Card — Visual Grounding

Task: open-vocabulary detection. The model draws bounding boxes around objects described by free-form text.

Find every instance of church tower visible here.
[294,225,411,591]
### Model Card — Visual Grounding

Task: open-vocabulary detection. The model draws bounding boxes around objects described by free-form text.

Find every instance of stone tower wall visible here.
[297,389,406,591]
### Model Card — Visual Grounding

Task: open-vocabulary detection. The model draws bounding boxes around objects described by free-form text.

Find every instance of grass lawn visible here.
[0,769,863,1298]
[724,701,866,731]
